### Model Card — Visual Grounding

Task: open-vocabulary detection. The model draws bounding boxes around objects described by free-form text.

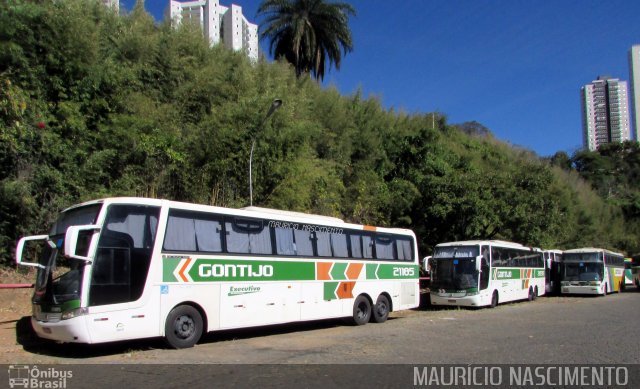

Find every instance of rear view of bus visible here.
[429,240,544,308]
[560,248,625,295]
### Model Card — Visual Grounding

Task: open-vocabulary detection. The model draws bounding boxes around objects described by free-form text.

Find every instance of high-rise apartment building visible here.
[629,45,640,141]
[581,76,631,151]
[168,0,258,62]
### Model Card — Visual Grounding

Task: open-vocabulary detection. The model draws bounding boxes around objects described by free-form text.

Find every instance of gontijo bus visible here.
[560,248,625,295]
[429,240,545,308]
[15,197,419,348]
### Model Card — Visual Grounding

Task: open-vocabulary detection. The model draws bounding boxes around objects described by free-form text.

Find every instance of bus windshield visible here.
[431,246,479,290]
[33,204,101,304]
[562,262,603,282]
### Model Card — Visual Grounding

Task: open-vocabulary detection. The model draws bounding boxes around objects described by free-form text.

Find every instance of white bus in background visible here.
[15,197,419,348]
[543,249,563,295]
[429,240,545,308]
[560,248,625,295]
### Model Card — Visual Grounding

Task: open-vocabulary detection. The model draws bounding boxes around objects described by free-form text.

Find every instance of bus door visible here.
[84,204,161,342]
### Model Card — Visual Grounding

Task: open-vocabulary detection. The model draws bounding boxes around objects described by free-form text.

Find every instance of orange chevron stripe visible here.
[346,263,364,280]
[524,279,530,289]
[178,258,191,282]
[363,225,376,231]
[336,282,356,299]
[317,262,332,280]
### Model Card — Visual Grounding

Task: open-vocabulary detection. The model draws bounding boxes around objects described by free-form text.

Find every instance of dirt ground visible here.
[0,268,36,355]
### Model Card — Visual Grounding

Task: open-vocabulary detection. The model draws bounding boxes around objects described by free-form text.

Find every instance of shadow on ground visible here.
[15,314,402,359]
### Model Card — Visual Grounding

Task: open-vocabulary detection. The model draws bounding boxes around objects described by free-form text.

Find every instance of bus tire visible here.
[533,286,538,300]
[352,295,371,325]
[527,287,534,301]
[164,305,203,349]
[371,294,390,323]
[490,291,499,308]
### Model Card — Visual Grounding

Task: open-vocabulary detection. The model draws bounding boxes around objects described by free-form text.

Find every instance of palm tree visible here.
[257,0,355,81]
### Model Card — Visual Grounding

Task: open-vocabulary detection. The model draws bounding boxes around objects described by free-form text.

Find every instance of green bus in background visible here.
[631,256,640,289]
[624,258,634,289]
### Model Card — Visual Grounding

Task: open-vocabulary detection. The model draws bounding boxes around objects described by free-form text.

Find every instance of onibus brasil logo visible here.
[8,365,72,388]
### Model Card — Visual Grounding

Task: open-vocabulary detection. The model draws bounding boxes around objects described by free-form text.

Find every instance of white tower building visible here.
[581,76,632,151]
[169,0,258,62]
[629,45,640,141]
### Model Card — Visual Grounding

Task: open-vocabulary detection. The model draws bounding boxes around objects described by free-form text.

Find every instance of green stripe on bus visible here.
[492,268,545,280]
[330,262,348,280]
[324,282,339,300]
[162,257,419,282]
[163,257,181,282]
[375,264,419,279]
[366,264,378,279]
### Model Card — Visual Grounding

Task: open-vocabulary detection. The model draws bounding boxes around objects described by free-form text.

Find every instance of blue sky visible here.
[122,0,640,157]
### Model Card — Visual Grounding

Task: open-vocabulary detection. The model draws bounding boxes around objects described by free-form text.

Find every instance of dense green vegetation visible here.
[0,1,637,266]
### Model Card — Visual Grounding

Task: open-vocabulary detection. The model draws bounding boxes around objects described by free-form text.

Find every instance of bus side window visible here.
[331,232,349,258]
[163,211,223,253]
[274,227,296,255]
[396,237,413,261]
[374,235,395,260]
[226,218,272,254]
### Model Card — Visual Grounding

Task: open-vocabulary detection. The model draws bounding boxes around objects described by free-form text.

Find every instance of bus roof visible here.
[563,247,624,256]
[242,206,345,224]
[61,197,415,236]
[435,240,531,249]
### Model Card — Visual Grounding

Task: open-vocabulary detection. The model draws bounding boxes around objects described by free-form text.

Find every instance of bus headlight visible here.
[466,291,479,296]
[589,281,600,286]
[61,307,88,320]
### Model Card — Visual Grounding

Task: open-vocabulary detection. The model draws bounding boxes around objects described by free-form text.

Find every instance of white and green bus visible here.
[16,197,419,348]
[429,240,545,308]
[560,248,625,295]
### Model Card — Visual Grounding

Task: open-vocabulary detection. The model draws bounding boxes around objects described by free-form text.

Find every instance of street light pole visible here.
[249,98,282,206]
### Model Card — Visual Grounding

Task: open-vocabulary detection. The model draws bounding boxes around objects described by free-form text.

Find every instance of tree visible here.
[257,0,355,81]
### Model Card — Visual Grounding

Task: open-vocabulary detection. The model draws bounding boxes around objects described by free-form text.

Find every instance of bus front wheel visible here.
[371,294,390,323]
[490,291,499,308]
[165,305,203,349]
[527,287,534,301]
[352,295,371,325]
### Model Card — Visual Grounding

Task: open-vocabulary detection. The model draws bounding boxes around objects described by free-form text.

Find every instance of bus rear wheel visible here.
[165,305,203,349]
[533,286,538,300]
[490,291,499,308]
[527,287,534,301]
[371,295,390,323]
[352,295,371,325]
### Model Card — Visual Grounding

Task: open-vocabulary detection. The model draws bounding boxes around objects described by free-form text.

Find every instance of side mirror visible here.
[16,235,54,269]
[422,256,431,273]
[64,225,100,261]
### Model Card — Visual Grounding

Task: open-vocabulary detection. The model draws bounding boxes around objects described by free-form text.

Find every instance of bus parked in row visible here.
[624,258,634,288]
[429,240,545,308]
[543,249,563,295]
[632,255,640,288]
[15,197,420,348]
[560,248,625,295]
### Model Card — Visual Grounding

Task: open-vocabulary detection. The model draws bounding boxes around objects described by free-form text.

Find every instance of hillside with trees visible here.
[0,1,637,265]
